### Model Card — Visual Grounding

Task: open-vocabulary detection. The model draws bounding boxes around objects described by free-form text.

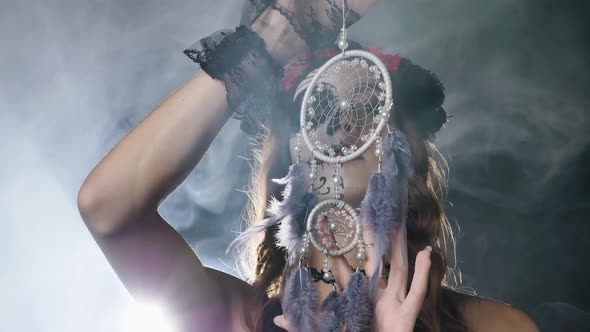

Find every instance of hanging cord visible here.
[338,0,349,53]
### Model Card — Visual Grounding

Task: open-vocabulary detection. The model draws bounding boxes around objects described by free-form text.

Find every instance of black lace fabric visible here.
[183,0,364,135]
[247,0,361,50]
[183,25,283,135]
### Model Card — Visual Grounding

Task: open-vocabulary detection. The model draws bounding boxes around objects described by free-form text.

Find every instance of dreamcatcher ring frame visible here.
[299,49,394,164]
[306,198,362,256]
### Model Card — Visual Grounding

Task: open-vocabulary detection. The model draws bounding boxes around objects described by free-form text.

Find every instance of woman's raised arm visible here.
[78,71,229,236]
[76,3,308,326]
[76,1,376,329]
[76,71,236,329]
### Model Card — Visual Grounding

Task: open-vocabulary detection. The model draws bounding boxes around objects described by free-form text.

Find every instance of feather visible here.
[382,130,414,264]
[225,214,280,254]
[275,191,318,266]
[359,129,414,303]
[225,162,317,261]
[319,289,343,332]
[279,264,292,310]
[282,267,319,332]
[341,271,372,332]
[270,161,318,266]
[360,172,393,303]
[272,163,318,266]
[269,162,311,220]
[382,130,414,183]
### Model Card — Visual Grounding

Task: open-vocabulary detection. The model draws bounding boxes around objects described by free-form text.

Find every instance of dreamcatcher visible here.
[228,1,414,331]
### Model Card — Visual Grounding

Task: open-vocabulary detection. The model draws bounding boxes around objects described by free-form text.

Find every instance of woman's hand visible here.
[273,217,432,332]
[249,0,377,65]
[368,225,432,332]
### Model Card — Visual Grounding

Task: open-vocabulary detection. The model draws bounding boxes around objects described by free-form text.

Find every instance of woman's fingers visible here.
[385,221,410,300]
[273,315,293,331]
[403,246,432,319]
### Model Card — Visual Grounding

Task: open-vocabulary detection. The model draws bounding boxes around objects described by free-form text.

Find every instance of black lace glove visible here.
[184,25,283,135]
[183,0,375,135]
[248,0,364,50]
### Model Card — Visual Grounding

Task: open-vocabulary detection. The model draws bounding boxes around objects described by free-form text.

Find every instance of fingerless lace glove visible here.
[184,25,282,135]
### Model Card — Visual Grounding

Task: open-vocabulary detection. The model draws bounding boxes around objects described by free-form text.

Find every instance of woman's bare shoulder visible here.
[203,267,261,332]
[204,267,254,293]
[454,291,539,332]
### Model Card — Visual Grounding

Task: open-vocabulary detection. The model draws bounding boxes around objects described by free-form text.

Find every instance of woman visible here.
[77,1,539,331]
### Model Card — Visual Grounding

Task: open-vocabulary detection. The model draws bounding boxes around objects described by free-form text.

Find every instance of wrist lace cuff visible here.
[183,25,284,135]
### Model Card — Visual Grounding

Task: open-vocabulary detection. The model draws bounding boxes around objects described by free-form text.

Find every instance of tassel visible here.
[319,289,343,332]
[341,271,372,332]
[276,191,318,266]
[226,162,317,260]
[281,267,319,332]
[279,264,292,310]
[360,172,394,302]
[225,215,281,254]
[382,130,414,191]
[359,129,414,303]
[382,130,414,264]
[272,162,318,266]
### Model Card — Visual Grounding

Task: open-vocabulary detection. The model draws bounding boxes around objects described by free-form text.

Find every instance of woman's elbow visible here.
[77,184,126,236]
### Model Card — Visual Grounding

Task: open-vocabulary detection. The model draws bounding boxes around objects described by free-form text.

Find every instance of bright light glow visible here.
[123,300,177,332]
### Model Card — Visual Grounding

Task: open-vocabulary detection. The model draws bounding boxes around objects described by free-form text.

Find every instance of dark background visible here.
[1,0,588,330]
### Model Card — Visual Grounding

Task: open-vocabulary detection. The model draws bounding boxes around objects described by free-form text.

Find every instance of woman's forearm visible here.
[78,71,230,235]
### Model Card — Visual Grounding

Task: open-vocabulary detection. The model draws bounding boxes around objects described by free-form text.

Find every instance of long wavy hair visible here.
[236,54,476,332]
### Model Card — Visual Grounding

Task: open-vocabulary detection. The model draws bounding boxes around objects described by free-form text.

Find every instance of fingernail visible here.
[425,245,432,252]
[273,316,279,325]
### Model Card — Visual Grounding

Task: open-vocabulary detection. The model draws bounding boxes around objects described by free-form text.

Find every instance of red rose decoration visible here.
[281,61,310,93]
[367,47,401,73]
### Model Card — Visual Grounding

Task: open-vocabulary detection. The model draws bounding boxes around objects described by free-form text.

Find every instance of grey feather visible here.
[359,129,415,303]
[382,130,414,263]
[225,162,317,261]
[382,129,414,184]
[320,289,343,332]
[360,172,393,303]
[225,214,281,254]
[341,271,372,332]
[282,267,319,332]
[271,162,318,266]
[272,163,318,265]
[269,162,311,220]
[279,265,292,310]
[275,191,318,266]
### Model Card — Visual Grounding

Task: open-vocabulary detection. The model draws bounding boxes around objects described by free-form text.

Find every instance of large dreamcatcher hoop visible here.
[299,49,393,164]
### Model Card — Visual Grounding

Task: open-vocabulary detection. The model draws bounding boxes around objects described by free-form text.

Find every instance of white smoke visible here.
[1,0,588,331]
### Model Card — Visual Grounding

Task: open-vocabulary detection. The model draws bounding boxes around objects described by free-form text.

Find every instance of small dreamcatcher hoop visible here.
[306,199,361,256]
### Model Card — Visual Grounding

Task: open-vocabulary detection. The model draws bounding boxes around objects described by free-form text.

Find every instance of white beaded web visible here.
[300,50,393,164]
